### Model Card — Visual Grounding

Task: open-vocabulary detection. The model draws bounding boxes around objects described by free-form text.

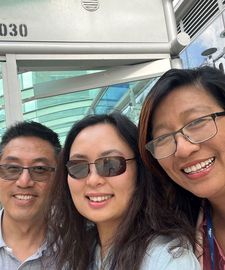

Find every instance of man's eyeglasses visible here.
[0,165,56,181]
[66,156,135,179]
[145,111,225,160]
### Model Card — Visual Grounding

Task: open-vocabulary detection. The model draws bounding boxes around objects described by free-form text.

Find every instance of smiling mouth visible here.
[182,157,215,174]
[14,194,35,200]
[87,195,113,202]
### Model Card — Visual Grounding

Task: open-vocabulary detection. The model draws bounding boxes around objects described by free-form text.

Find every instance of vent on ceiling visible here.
[81,0,99,11]
[177,0,219,38]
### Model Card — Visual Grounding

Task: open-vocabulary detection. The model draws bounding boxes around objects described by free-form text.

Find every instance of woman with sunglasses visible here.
[138,66,225,270]
[49,112,200,270]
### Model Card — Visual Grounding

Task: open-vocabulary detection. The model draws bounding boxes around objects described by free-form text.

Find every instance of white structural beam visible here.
[0,42,171,55]
[2,54,23,126]
[163,0,178,41]
[34,58,172,99]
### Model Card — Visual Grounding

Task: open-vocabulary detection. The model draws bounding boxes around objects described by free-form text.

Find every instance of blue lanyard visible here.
[206,206,215,270]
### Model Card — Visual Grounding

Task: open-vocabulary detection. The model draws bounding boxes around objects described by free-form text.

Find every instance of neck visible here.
[2,211,47,261]
[97,221,119,259]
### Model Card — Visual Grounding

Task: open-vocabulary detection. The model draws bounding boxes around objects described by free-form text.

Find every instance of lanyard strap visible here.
[206,206,215,270]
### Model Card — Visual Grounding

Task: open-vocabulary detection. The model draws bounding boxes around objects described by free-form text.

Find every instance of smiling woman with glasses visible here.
[138,66,225,270]
[48,112,200,270]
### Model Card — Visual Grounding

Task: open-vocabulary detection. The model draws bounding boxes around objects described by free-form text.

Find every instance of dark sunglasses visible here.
[66,156,135,179]
[0,164,55,181]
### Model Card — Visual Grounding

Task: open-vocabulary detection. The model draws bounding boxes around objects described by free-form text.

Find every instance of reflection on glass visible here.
[19,70,157,143]
[0,63,6,140]
[180,11,225,72]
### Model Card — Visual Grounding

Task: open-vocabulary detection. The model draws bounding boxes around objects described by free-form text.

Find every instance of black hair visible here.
[1,121,61,155]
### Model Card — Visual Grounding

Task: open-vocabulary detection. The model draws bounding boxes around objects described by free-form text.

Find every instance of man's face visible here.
[0,136,57,224]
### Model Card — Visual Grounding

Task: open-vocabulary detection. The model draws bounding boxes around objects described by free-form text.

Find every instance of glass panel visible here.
[0,63,6,140]
[122,78,158,124]
[19,69,158,144]
[95,83,134,114]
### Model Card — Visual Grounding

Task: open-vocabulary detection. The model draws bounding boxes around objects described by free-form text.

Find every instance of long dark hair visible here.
[49,112,196,270]
[138,66,225,238]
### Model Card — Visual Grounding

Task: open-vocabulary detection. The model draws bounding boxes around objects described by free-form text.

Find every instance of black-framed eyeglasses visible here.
[66,156,135,179]
[0,165,56,181]
[145,111,225,160]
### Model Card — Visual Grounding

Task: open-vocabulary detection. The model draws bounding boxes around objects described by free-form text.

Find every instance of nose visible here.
[16,168,34,188]
[86,163,105,187]
[174,133,200,158]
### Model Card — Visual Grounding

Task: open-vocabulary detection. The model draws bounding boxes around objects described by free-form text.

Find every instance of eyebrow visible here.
[100,150,124,156]
[153,106,214,135]
[69,154,87,159]
[179,106,213,118]
[69,150,124,160]
[3,156,53,165]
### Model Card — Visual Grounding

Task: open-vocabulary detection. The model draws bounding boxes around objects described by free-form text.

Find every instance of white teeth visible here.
[89,195,112,202]
[183,158,215,174]
[14,194,33,200]
[196,164,201,170]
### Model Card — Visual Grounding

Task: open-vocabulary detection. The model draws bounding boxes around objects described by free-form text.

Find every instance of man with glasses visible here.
[0,121,61,269]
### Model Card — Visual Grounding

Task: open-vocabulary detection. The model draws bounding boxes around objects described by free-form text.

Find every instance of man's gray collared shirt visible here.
[0,209,57,270]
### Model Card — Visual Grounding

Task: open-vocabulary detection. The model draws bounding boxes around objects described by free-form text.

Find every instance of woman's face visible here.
[152,85,225,203]
[67,123,137,230]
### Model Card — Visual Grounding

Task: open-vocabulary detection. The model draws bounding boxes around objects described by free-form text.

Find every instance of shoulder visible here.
[140,236,201,270]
